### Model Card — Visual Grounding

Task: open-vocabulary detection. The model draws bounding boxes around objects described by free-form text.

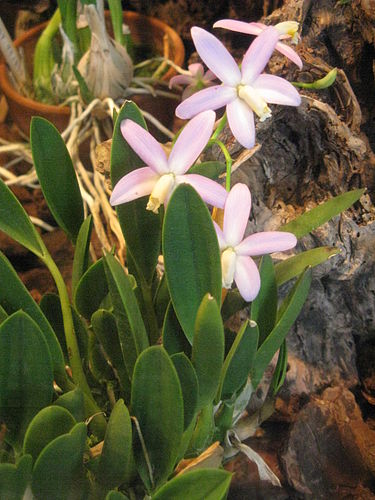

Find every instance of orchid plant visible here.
[0,13,363,500]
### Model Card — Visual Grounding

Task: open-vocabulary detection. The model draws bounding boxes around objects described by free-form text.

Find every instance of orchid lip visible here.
[237,84,272,121]
[146,173,175,213]
[221,247,237,289]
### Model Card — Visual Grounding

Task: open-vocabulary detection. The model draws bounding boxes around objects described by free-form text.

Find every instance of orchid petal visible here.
[253,74,301,106]
[223,183,251,246]
[234,256,261,302]
[121,120,168,175]
[226,98,255,149]
[110,167,158,206]
[180,174,228,208]
[169,74,194,88]
[236,231,297,256]
[176,85,236,119]
[213,19,262,36]
[191,27,241,86]
[275,41,303,69]
[241,27,279,83]
[188,63,204,77]
[213,221,226,250]
[168,111,216,175]
[204,70,217,82]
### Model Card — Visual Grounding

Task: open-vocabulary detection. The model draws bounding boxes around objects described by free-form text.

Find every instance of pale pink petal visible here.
[191,26,241,86]
[213,221,226,250]
[110,167,158,206]
[223,183,251,247]
[253,74,301,106]
[234,256,261,302]
[168,111,216,175]
[169,74,194,88]
[203,70,217,82]
[181,85,198,100]
[179,174,228,208]
[176,85,237,119]
[121,120,168,175]
[241,27,279,83]
[236,231,297,256]
[249,22,267,30]
[213,19,262,36]
[226,98,255,149]
[188,63,204,77]
[275,41,303,69]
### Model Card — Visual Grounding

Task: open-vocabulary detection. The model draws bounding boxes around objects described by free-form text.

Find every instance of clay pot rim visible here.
[0,10,185,117]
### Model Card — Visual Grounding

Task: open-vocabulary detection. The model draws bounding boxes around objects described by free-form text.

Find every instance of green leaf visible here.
[88,331,114,382]
[106,492,129,500]
[218,320,259,401]
[91,309,130,398]
[32,422,87,500]
[154,274,170,328]
[0,454,32,500]
[251,255,277,345]
[162,302,191,358]
[53,388,85,422]
[293,68,337,89]
[0,252,67,386]
[0,179,45,257]
[131,346,184,491]
[274,246,340,286]
[270,340,288,395]
[23,406,76,461]
[111,101,160,284]
[30,117,84,243]
[221,289,246,323]
[163,184,222,343]
[96,399,132,489]
[280,188,365,238]
[104,253,149,380]
[171,353,199,430]
[74,258,108,320]
[152,468,232,500]
[187,160,226,179]
[251,268,312,388]
[0,312,54,448]
[72,215,93,294]
[186,404,214,456]
[72,65,94,104]
[192,294,224,410]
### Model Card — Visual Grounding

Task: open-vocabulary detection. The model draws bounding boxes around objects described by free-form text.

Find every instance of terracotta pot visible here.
[0,11,185,136]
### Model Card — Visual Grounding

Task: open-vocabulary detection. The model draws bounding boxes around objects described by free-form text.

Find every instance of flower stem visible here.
[207,138,233,191]
[211,112,227,141]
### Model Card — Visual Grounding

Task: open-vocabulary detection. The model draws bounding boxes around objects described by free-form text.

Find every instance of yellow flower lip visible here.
[221,247,237,289]
[146,173,175,214]
[275,21,299,44]
[237,84,272,122]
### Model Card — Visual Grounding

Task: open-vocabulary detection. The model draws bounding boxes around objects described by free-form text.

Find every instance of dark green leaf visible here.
[221,289,246,323]
[270,340,288,395]
[72,215,93,294]
[251,256,277,345]
[0,454,32,500]
[274,246,340,286]
[96,399,132,489]
[74,258,108,320]
[32,422,87,500]
[88,331,114,382]
[0,312,54,448]
[31,117,84,243]
[251,268,312,388]
[280,189,365,238]
[192,295,224,410]
[23,406,76,461]
[163,184,222,343]
[111,101,160,284]
[187,160,226,179]
[106,492,129,500]
[53,388,85,422]
[153,274,170,328]
[131,346,184,491]
[0,179,44,256]
[171,353,199,429]
[186,403,214,456]
[162,302,191,358]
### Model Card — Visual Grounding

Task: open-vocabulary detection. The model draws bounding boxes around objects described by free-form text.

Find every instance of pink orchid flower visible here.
[110,110,227,213]
[176,26,301,149]
[214,183,297,302]
[169,63,217,100]
[213,20,302,69]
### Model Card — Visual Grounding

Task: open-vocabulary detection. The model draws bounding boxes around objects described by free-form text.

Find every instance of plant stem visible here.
[207,139,233,191]
[211,112,227,141]
[58,0,80,61]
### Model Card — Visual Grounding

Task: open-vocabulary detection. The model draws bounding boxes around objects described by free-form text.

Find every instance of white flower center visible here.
[238,85,272,122]
[146,173,175,213]
[221,247,237,289]
[275,21,299,44]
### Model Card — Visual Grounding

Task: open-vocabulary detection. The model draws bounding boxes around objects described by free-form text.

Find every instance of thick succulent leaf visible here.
[151,468,232,500]
[23,406,76,461]
[0,178,45,257]
[53,388,85,422]
[0,454,32,500]
[88,331,114,382]
[30,117,84,243]
[171,353,199,430]
[74,258,109,320]
[270,339,288,395]
[251,255,277,345]
[104,253,149,380]
[0,252,67,386]
[32,422,87,500]
[274,246,340,286]
[163,184,222,343]
[131,346,184,491]
[0,312,54,448]
[72,215,93,294]
[279,188,365,238]
[162,302,191,358]
[186,403,215,456]
[106,492,129,500]
[96,399,133,489]
[221,289,246,323]
[111,100,160,284]
[187,160,226,179]
[251,268,312,388]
